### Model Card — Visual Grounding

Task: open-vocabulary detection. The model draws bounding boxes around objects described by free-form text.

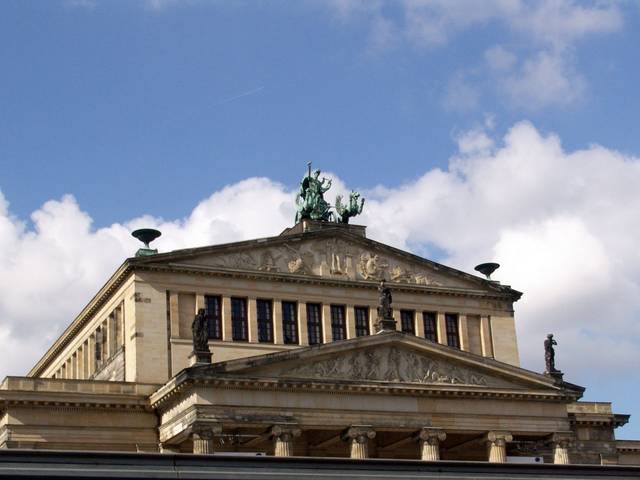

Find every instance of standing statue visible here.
[335,191,365,224]
[192,308,210,353]
[295,164,333,222]
[544,333,558,374]
[375,280,396,332]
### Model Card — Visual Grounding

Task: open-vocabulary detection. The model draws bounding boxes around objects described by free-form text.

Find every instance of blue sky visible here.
[1,1,640,440]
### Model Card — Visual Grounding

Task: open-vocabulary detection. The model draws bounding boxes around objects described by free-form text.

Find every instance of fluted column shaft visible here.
[191,423,222,455]
[342,426,376,459]
[485,431,512,463]
[271,425,301,457]
[552,432,574,465]
[417,428,446,461]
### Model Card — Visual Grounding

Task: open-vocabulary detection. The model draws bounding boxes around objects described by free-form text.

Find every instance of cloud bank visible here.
[1,121,639,397]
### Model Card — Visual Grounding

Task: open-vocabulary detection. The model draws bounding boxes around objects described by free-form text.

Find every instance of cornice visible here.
[150,375,582,410]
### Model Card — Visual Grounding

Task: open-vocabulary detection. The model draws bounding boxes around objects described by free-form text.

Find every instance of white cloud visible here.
[320,0,624,110]
[1,122,639,408]
[499,49,586,109]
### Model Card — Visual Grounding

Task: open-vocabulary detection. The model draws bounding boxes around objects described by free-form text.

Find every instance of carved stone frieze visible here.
[283,346,490,386]
[196,238,454,286]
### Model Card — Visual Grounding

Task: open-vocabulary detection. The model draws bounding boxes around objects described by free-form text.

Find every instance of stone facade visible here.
[0,220,638,465]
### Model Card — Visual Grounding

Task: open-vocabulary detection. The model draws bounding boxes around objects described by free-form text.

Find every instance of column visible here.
[342,426,376,459]
[191,423,222,455]
[273,299,284,344]
[271,424,301,457]
[298,302,308,346]
[77,345,85,380]
[415,312,425,339]
[248,297,258,343]
[416,428,446,461]
[480,315,494,357]
[322,304,332,344]
[346,304,356,339]
[169,292,180,339]
[458,314,469,351]
[551,432,573,465]
[109,313,117,357]
[436,312,447,346]
[222,296,232,341]
[88,333,96,377]
[485,431,512,463]
[393,309,402,331]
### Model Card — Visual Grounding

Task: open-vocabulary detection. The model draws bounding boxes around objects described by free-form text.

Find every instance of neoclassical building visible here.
[1,175,639,466]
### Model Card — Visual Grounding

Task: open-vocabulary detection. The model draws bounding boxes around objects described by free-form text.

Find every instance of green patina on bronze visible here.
[295,164,365,224]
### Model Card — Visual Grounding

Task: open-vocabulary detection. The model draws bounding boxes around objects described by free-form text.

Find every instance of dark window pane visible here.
[231,297,248,341]
[306,303,323,345]
[204,295,222,340]
[257,299,273,343]
[423,312,438,342]
[282,301,298,344]
[401,310,415,335]
[330,305,346,341]
[445,313,460,348]
[354,307,370,337]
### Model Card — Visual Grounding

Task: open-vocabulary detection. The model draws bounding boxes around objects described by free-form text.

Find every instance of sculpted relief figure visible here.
[359,252,387,280]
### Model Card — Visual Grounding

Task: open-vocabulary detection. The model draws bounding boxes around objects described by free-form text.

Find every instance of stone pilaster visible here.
[342,426,376,459]
[551,432,574,465]
[191,423,222,455]
[270,424,301,457]
[416,427,446,461]
[485,431,512,463]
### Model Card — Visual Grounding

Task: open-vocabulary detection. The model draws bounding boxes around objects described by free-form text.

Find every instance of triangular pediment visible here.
[132,226,513,294]
[201,333,576,394]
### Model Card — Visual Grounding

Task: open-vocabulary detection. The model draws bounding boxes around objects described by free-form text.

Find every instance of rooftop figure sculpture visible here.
[295,163,333,222]
[544,333,562,378]
[335,191,365,224]
[294,163,365,224]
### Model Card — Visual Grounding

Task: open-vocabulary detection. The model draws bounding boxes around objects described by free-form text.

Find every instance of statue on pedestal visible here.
[375,280,396,333]
[544,333,562,379]
[190,308,212,365]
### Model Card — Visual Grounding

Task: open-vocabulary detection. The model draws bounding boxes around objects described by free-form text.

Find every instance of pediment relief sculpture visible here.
[187,239,455,287]
[272,346,514,388]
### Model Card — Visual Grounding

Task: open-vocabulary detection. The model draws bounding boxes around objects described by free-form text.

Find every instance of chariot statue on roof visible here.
[295,163,333,222]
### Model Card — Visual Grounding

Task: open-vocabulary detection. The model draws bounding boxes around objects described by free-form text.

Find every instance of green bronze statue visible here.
[335,191,365,224]
[294,163,365,224]
[295,164,333,222]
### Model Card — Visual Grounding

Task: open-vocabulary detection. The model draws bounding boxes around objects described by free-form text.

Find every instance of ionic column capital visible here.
[550,431,574,447]
[342,425,376,459]
[416,427,447,445]
[485,430,513,445]
[270,424,302,442]
[342,425,376,444]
